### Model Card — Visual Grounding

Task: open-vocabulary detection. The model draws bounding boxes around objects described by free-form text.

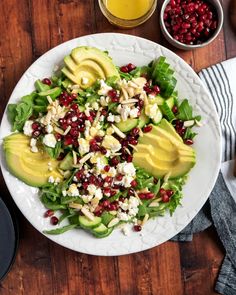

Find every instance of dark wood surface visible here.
[0,1,236,294]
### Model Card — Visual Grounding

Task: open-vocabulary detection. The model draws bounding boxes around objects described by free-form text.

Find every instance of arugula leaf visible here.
[7,92,37,131]
[177,99,193,121]
[183,127,197,140]
[177,99,201,121]
[44,141,61,159]
[43,224,77,235]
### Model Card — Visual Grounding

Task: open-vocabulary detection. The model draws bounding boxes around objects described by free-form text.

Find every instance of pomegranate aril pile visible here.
[164,0,218,45]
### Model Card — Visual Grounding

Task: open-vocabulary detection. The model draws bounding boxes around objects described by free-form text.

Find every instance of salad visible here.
[3,46,201,238]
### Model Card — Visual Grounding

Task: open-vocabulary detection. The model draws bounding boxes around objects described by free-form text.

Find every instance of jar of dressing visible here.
[98,0,157,28]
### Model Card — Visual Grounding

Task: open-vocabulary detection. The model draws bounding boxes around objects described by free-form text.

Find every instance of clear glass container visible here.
[98,0,157,28]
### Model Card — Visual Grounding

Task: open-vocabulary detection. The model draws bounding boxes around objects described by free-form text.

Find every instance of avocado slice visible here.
[133,119,196,178]
[62,46,120,89]
[158,119,182,142]
[3,133,62,187]
[133,152,195,179]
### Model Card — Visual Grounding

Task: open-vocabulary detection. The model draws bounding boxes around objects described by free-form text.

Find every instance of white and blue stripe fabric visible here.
[171,57,236,295]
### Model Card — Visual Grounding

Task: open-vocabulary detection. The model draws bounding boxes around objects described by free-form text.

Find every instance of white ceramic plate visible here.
[0,33,221,256]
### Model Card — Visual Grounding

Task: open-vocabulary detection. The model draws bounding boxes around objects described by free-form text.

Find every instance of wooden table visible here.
[0,1,235,294]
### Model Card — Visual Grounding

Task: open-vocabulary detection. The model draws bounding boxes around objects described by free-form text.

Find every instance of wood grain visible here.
[1,0,234,294]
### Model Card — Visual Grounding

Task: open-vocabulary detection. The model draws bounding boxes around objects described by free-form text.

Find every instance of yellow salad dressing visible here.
[105,0,154,20]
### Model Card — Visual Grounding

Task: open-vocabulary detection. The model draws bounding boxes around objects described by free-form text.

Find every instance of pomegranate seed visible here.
[133,225,142,232]
[108,204,117,211]
[120,66,129,73]
[64,135,73,146]
[55,133,62,141]
[110,190,117,197]
[152,85,160,94]
[104,187,111,196]
[32,122,40,130]
[71,93,77,99]
[172,105,178,114]
[116,174,123,181]
[94,135,103,142]
[166,190,174,197]
[119,197,125,202]
[50,216,59,225]
[70,128,79,137]
[131,127,140,136]
[75,170,84,179]
[94,209,103,217]
[44,209,54,217]
[130,180,137,187]
[100,146,107,155]
[104,165,110,172]
[143,125,152,133]
[83,182,89,190]
[32,130,41,138]
[162,193,170,203]
[184,139,194,145]
[126,155,133,163]
[102,200,110,208]
[90,144,100,152]
[110,156,119,166]
[138,100,144,108]
[129,139,138,145]
[101,109,107,116]
[104,176,112,183]
[71,103,78,110]
[42,78,51,86]
[88,175,97,184]
[108,89,117,99]
[90,138,96,146]
[159,188,166,196]
[127,63,136,72]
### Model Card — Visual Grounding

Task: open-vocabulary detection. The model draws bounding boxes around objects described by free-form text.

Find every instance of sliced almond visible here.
[120,98,139,104]
[72,150,77,166]
[195,119,203,127]
[63,125,71,136]
[133,190,143,205]
[79,152,93,164]
[183,120,195,127]
[142,214,149,226]
[121,87,129,100]
[149,198,161,207]
[107,218,119,228]
[164,172,171,183]
[128,144,138,151]
[111,124,126,139]
[81,207,95,221]
[54,126,64,135]
[46,95,53,104]
[69,202,82,210]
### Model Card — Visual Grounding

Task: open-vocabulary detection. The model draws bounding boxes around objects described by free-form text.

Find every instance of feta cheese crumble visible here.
[43,134,57,148]
[23,120,33,136]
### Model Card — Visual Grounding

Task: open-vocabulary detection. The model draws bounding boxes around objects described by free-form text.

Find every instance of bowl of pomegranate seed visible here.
[160,0,224,50]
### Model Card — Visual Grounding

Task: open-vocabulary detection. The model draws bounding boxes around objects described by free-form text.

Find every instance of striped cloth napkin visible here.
[171,57,236,295]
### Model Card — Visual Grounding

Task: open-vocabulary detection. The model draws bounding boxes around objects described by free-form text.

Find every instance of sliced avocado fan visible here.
[62,46,120,89]
[133,119,196,179]
[3,133,62,187]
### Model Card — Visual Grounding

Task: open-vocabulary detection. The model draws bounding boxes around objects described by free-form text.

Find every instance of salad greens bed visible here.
[6,49,201,238]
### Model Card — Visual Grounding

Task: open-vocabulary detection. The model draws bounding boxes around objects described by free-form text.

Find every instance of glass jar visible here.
[98,0,157,28]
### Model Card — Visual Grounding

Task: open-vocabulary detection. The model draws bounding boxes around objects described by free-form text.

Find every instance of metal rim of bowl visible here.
[160,0,224,50]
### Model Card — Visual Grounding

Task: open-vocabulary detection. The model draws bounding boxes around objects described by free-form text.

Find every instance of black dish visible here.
[0,197,18,281]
